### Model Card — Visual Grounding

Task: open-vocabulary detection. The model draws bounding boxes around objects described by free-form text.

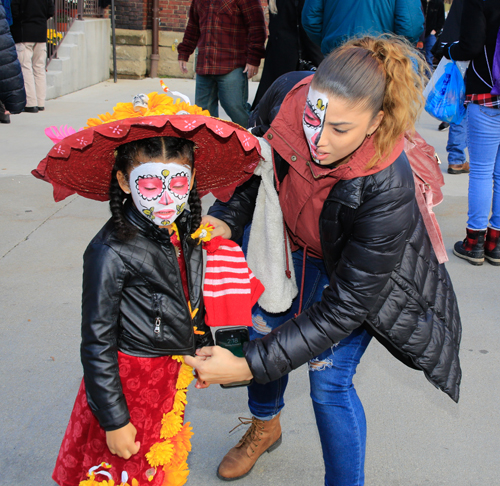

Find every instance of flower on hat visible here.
[84,92,210,129]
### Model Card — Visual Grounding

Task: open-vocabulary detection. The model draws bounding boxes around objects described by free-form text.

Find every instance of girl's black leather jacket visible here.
[81,202,213,430]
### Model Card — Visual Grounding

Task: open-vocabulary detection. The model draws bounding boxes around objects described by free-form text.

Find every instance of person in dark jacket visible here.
[301,0,424,55]
[430,0,470,174]
[0,0,25,121]
[423,0,445,67]
[444,0,500,265]
[251,0,323,110]
[10,0,53,112]
[186,36,462,485]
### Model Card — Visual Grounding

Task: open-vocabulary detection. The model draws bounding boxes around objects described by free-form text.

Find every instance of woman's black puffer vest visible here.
[0,3,25,113]
[81,202,213,431]
[209,151,462,402]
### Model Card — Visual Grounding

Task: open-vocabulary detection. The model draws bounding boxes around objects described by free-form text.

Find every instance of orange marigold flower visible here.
[171,355,184,364]
[169,447,189,469]
[111,102,143,121]
[176,364,194,389]
[83,91,210,131]
[146,440,174,467]
[161,466,189,486]
[171,422,193,453]
[160,410,183,439]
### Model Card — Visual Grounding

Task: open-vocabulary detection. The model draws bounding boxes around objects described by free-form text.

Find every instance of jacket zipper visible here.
[154,316,161,335]
[152,294,162,338]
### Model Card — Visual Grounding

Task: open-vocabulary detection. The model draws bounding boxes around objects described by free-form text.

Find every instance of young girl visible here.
[34,100,262,486]
[188,36,462,485]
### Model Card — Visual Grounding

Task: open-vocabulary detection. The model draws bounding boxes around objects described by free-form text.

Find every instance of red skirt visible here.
[52,352,191,486]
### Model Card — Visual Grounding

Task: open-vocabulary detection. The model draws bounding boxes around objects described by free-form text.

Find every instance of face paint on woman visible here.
[303,87,330,163]
[129,162,192,227]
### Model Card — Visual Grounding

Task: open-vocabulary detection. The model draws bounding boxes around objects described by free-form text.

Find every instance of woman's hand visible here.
[201,215,232,239]
[185,346,253,389]
[106,422,140,459]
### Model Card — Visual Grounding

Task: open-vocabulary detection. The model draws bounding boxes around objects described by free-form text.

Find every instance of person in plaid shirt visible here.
[178,0,266,128]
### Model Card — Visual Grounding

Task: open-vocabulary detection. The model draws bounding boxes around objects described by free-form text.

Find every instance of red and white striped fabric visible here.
[203,237,264,327]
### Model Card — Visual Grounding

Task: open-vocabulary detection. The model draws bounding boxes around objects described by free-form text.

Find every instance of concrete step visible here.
[45,19,110,100]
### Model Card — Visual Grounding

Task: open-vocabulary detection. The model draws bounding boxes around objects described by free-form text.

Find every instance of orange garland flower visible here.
[146,440,175,468]
[160,410,184,439]
[162,466,190,486]
[175,363,195,390]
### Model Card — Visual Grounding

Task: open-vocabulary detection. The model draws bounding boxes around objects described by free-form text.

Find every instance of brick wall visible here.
[115,0,268,32]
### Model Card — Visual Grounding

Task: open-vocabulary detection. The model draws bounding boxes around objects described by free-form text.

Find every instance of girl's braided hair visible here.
[109,136,201,245]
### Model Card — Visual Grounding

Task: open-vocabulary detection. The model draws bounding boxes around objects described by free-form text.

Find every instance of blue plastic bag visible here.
[425,60,466,124]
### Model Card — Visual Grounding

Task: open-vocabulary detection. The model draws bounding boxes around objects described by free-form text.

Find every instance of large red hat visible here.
[33,114,262,203]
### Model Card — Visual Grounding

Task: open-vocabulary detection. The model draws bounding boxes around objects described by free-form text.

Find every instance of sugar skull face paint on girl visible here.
[129,162,192,227]
[303,87,329,163]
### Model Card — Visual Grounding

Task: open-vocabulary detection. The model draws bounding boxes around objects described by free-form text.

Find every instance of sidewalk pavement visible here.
[0,78,498,486]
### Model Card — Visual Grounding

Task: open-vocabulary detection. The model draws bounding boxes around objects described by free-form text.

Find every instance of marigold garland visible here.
[142,357,195,485]
[176,363,195,390]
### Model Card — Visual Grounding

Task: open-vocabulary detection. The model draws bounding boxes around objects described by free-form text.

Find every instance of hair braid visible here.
[109,169,137,241]
[186,183,203,246]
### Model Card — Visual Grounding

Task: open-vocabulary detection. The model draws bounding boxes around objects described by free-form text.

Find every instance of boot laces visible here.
[230,417,264,452]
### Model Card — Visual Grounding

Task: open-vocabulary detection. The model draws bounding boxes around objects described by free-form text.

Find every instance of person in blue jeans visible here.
[187,36,462,486]
[444,0,500,265]
[194,67,251,128]
[447,114,470,174]
[177,0,266,128]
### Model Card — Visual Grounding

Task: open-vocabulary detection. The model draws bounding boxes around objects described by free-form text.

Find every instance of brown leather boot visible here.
[217,414,282,481]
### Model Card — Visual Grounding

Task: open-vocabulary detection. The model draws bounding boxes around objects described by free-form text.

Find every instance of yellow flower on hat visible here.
[83,91,210,129]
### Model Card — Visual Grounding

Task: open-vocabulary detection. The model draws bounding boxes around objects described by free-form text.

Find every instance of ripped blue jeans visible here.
[248,249,372,486]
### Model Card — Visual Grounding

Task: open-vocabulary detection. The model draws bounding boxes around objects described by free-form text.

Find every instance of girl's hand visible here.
[106,422,140,459]
[201,215,232,239]
[185,346,253,388]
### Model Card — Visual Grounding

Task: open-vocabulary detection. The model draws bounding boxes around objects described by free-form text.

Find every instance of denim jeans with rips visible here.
[246,246,372,486]
[195,67,250,128]
[466,103,500,230]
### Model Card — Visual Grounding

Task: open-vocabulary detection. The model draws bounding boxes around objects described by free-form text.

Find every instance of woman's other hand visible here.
[185,346,253,388]
[201,215,232,239]
[106,422,140,459]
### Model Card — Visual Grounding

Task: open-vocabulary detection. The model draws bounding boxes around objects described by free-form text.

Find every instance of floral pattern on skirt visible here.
[52,352,182,486]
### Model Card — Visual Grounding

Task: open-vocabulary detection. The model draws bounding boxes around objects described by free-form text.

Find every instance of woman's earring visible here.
[366,133,372,139]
